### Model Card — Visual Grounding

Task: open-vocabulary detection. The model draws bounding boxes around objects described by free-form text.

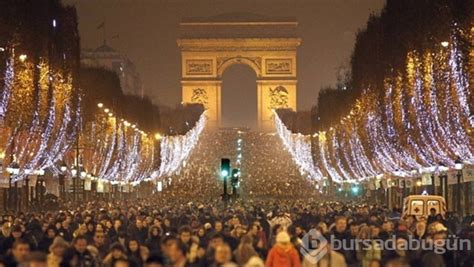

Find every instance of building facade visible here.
[81,42,143,97]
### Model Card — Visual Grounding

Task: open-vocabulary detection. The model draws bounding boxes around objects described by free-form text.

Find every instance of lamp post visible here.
[6,162,19,212]
[411,169,418,195]
[35,169,45,210]
[438,162,449,207]
[59,163,67,201]
[454,157,464,216]
[80,168,87,201]
[71,166,77,202]
[0,150,5,212]
[428,165,437,195]
[416,179,422,195]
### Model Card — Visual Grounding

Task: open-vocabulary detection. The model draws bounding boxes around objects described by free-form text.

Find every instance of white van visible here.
[402,195,447,220]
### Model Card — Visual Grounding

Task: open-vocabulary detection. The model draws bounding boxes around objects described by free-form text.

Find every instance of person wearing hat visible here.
[47,237,69,267]
[265,231,301,267]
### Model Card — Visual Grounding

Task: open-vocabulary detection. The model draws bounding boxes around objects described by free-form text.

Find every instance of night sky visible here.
[66,0,385,126]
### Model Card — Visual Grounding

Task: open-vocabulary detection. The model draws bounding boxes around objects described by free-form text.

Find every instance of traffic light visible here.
[231,168,240,197]
[221,158,230,178]
[351,185,360,195]
[231,168,239,185]
[221,158,231,201]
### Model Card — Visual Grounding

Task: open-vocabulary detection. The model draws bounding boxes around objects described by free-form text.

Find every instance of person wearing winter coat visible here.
[265,231,301,267]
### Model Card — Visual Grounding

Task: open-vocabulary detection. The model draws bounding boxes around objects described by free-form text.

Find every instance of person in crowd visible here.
[145,226,162,256]
[301,234,346,267]
[265,231,301,267]
[379,220,394,241]
[57,220,73,243]
[3,239,31,266]
[103,243,127,267]
[47,237,69,267]
[73,225,88,240]
[178,226,199,263]
[356,226,381,267]
[72,235,97,267]
[90,230,109,261]
[126,238,149,267]
[25,251,48,267]
[38,226,57,253]
[234,234,258,266]
[330,216,357,265]
[2,225,25,254]
[144,254,165,267]
[130,220,148,245]
[212,243,236,267]
[167,241,194,267]
[427,208,439,225]
[413,220,427,240]
[420,223,450,267]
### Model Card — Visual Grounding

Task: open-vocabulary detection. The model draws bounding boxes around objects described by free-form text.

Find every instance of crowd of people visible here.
[159,129,232,202]
[0,199,473,267]
[0,129,473,267]
[162,129,320,201]
[240,131,319,199]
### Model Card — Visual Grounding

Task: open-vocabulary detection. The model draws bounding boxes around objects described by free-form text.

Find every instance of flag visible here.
[97,22,104,29]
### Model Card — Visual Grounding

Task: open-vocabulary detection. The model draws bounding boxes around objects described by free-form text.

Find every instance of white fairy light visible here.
[156,112,207,178]
[274,111,323,180]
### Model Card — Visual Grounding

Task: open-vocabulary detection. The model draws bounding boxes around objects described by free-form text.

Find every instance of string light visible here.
[275,32,474,182]
[274,111,323,180]
[156,112,206,178]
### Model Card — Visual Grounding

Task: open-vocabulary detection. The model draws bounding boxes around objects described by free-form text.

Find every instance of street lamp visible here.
[6,162,20,175]
[414,178,423,195]
[60,163,67,173]
[454,157,464,215]
[154,133,162,141]
[71,167,77,177]
[18,54,27,62]
[455,158,463,171]
[59,162,67,201]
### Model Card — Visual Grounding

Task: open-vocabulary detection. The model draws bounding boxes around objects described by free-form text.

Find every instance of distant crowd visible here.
[0,199,473,267]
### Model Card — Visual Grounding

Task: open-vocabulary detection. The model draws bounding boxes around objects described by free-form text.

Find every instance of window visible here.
[410,200,424,215]
[427,200,440,214]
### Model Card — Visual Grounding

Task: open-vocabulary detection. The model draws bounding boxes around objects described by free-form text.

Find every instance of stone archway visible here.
[178,14,301,131]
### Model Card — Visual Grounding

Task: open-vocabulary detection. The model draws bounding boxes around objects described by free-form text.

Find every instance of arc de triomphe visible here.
[178,13,301,130]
